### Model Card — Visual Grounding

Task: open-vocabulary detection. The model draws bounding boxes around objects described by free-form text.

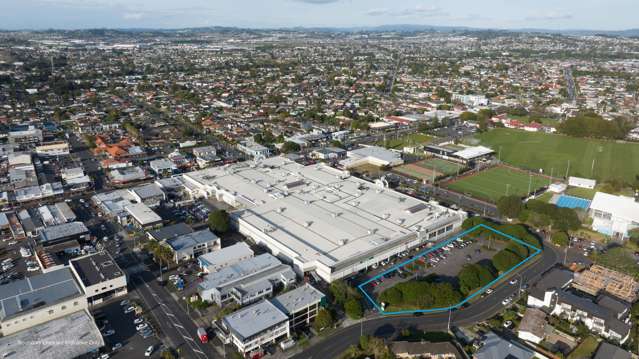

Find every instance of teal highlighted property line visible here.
[357,223,542,315]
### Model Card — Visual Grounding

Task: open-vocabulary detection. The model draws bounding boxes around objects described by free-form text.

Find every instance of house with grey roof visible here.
[0,268,87,336]
[473,332,541,359]
[593,342,631,359]
[551,290,631,344]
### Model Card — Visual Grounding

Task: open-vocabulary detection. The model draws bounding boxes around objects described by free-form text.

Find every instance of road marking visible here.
[166,312,176,317]
[174,323,184,329]
[183,335,195,341]
[193,349,205,355]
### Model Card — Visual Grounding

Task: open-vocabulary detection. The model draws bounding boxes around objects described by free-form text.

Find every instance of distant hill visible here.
[5,24,639,38]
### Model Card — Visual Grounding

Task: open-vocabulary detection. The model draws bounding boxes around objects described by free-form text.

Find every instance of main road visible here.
[293,244,560,359]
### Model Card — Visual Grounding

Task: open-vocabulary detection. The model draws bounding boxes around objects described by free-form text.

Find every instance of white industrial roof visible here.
[590,192,639,222]
[271,283,324,315]
[222,300,288,341]
[453,146,494,160]
[125,203,162,225]
[0,310,104,359]
[183,157,464,272]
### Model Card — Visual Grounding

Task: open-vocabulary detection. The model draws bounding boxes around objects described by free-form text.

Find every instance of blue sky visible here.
[1,0,635,31]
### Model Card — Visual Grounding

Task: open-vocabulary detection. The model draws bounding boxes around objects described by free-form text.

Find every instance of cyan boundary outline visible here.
[357,223,542,315]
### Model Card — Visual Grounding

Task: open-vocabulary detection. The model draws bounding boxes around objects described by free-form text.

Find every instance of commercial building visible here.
[0,311,104,359]
[125,203,163,229]
[39,221,89,247]
[198,253,296,306]
[572,265,639,303]
[198,242,254,273]
[149,158,177,177]
[128,183,166,208]
[147,222,194,242]
[217,300,289,355]
[339,145,404,169]
[69,251,127,306]
[165,229,220,262]
[271,283,324,329]
[0,268,87,336]
[34,141,70,157]
[182,157,465,282]
[589,192,639,240]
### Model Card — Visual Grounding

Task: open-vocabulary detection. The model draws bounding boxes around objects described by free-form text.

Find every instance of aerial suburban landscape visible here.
[0,1,639,359]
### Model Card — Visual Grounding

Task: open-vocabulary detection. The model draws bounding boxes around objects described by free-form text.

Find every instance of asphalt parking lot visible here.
[92,299,163,358]
[365,236,506,294]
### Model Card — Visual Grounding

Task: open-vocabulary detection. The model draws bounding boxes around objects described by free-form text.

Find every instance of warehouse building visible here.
[182,157,465,282]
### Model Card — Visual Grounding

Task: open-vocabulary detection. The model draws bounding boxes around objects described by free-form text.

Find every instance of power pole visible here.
[528,174,532,195]
[565,160,571,179]
[447,308,452,332]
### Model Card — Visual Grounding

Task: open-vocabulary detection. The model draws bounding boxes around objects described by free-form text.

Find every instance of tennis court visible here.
[418,158,463,176]
[555,195,591,210]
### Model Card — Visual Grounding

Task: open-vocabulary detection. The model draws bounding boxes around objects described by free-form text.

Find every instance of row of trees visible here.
[458,263,496,295]
[378,279,462,310]
[497,196,581,232]
[558,112,633,140]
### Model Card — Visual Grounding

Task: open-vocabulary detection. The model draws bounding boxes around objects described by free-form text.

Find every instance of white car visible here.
[111,343,122,351]
[103,329,115,337]
[124,306,135,314]
[119,299,130,307]
[501,298,511,306]
[134,317,145,325]
[503,320,513,328]
[485,288,494,295]
[509,279,518,285]
[144,345,154,357]
[27,265,39,272]
[136,323,148,331]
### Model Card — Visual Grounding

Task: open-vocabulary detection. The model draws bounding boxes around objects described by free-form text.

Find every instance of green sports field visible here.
[477,128,639,183]
[419,158,463,176]
[445,166,550,202]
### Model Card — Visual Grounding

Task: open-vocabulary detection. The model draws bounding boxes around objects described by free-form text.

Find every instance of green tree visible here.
[497,195,524,219]
[280,141,301,154]
[552,231,570,247]
[313,308,333,332]
[492,249,522,273]
[207,210,230,234]
[344,298,363,319]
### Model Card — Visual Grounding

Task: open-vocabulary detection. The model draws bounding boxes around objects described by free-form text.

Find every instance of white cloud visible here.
[525,12,573,21]
[123,12,143,20]
[366,5,448,18]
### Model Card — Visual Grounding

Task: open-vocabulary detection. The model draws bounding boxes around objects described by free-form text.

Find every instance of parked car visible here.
[124,306,135,314]
[144,345,154,357]
[111,343,122,351]
[134,317,145,325]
